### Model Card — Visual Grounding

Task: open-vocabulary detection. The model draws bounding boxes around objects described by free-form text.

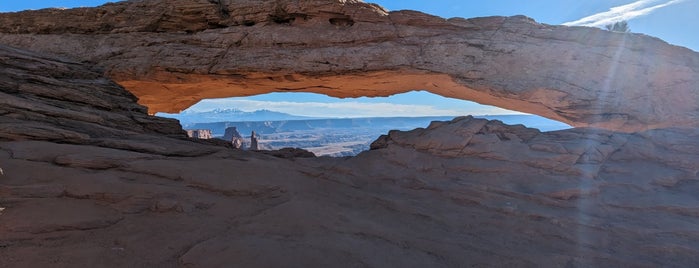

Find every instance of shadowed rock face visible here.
[1,40,699,267]
[1,0,698,132]
[0,45,184,142]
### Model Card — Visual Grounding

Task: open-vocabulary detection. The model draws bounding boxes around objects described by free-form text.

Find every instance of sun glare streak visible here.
[574,33,628,260]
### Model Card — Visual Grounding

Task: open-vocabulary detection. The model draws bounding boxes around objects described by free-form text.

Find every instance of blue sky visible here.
[2,0,696,117]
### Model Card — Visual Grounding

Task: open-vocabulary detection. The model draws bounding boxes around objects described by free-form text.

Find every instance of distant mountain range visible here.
[157,108,314,127]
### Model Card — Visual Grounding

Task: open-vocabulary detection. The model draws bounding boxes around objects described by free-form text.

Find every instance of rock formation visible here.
[250,130,260,151]
[0,45,189,149]
[0,0,698,132]
[1,1,699,267]
[222,127,245,149]
[186,129,213,139]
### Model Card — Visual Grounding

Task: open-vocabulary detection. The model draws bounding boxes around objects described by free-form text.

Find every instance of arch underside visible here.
[121,70,576,125]
[0,0,697,132]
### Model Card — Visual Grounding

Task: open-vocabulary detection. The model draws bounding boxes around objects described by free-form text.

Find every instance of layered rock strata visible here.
[1,42,699,267]
[1,0,698,131]
[0,45,194,154]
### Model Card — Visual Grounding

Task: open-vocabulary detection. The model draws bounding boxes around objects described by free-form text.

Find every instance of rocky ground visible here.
[1,43,699,267]
[1,0,699,267]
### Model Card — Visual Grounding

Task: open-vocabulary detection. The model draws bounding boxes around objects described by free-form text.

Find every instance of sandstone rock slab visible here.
[0,198,123,234]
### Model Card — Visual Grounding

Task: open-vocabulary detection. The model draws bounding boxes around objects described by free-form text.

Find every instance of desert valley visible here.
[162,110,570,156]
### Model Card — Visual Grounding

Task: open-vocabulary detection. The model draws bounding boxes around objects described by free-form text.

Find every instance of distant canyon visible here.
[161,110,571,156]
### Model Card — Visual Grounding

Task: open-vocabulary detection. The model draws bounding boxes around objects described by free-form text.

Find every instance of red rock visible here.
[0,1,698,267]
[0,0,697,131]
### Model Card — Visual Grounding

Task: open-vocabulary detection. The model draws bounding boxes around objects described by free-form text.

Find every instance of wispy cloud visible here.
[185,99,521,117]
[563,0,686,27]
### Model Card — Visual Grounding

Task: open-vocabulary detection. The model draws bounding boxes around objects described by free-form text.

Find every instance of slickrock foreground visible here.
[1,0,698,131]
[1,1,699,267]
[2,40,699,268]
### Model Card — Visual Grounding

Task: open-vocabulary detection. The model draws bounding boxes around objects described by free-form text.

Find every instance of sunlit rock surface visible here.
[185,129,213,140]
[1,1,699,267]
[1,0,698,131]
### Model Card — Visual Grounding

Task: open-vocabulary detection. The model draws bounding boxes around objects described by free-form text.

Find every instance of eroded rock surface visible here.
[1,0,698,131]
[1,41,699,267]
[0,44,236,158]
[0,44,184,139]
[2,2,699,267]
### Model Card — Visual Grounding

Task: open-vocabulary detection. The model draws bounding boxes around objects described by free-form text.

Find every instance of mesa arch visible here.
[0,0,697,132]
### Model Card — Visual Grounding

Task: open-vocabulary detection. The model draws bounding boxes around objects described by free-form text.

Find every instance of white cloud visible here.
[186,98,521,117]
[563,0,686,27]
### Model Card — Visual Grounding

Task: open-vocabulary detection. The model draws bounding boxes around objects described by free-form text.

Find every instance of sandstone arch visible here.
[1,0,697,132]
